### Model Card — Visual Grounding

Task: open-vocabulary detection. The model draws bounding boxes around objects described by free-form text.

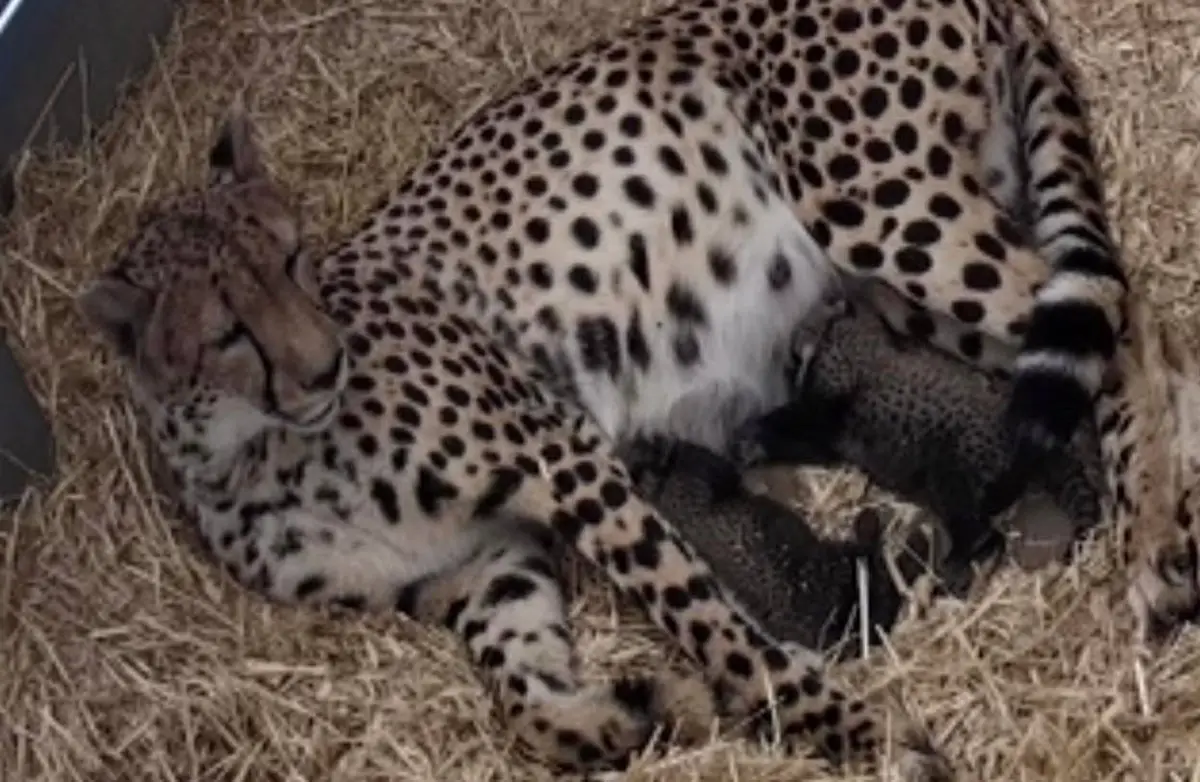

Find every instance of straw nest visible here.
[3,0,1200,779]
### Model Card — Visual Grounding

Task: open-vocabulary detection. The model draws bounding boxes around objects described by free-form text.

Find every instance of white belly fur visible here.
[591,198,839,452]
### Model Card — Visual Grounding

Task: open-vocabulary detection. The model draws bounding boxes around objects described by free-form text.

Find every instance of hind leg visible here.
[408,521,714,773]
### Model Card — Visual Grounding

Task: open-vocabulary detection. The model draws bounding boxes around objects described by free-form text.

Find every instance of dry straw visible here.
[2,0,1200,780]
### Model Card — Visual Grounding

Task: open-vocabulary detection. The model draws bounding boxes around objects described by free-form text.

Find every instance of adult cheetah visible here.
[80,114,952,777]
[76,0,1195,775]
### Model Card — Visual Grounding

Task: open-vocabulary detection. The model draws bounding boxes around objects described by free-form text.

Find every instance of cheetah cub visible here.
[735,292,1105,583]
[617,435,941,657]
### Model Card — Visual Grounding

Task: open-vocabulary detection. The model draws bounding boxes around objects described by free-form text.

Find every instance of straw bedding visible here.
[2,0,1200,779]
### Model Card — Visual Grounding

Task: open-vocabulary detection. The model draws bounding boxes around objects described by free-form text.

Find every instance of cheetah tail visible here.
[1002,268,1125,485]
[997,9,1129,482]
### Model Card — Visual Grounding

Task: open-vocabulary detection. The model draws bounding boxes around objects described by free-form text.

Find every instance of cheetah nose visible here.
[1180,600,1200,624]
[306,348,347,393]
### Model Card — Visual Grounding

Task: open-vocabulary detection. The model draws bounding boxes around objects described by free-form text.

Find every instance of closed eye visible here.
[284,248,302,280]
[1158,539,1199,586]
[214,322,250,350]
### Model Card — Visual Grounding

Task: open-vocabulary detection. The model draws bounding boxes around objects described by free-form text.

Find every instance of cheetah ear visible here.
[208,105,267,185]
[77,272,155,360]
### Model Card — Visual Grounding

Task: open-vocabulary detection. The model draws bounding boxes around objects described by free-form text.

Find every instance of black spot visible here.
[893,123,918,153]
[963,262,1002,291]
[619,113,644,137]
[767,253,792,289]
[623,175,656,208]
[872,32,899,59]
[575,497,606,526]
[895,247,933,274]
[670,205,694,246]
[663,586,691,609]
[679,93,705,120]
[864,139,892,163]
[725,651,754,679]
[599,480,629,509]
[809,68,832,91]
[577,315,623,377]
[529,261,554,289]
[483,573,539,607]
[906,18,929,46]
[475,466,524,519]
[479,646,506,669]
[666,282,707,324]
[929,194,962,219]
[658,146,687,175]
[568,264,599,294]
[571,216,601,249]
[708,247,737,284]
[804,116,832,140]
[827,154,860,182]
[371,479,401,524]
[627,233,650,290]
[873,178,910,208]
[951,299,986,324]
[939,23,965,49]
[295,575,326,600]
[942,111,966,143]
[822,198,865,227]
[699,142,728,175]
[582,129,606,150]
[416,465,460,515]
[974,232,1007,261]
[860,87,888,118]
[571,173,599,198]
[554,468,578,496]
[832,49,860,78]
[902,219,941,246]
[792,14,818,38]
[832,7,862,32]
[899,76,925,109]
[849,243,884,269]
[626,309,651,370]
[673,332,700,366]
[525,217,550,243]
[927,146,952,176]
[932,64,958,89]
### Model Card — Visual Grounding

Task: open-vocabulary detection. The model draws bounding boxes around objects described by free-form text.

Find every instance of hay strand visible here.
[2,0,1200,780]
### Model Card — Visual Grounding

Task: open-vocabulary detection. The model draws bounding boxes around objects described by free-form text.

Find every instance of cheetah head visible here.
[78,109,347,463]
[1116,304,1200,644]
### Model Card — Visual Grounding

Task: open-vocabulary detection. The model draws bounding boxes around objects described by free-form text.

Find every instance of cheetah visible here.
[733,288,1104,576]
[79,115,949,777]
[73,0,1192,772]
[616,434,940,657]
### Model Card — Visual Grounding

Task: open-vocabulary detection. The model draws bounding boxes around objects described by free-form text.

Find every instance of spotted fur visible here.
[1105,304,1200,643]
[79,0,1191,773]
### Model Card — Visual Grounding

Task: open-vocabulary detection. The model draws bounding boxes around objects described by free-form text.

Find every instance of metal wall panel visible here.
[0,0,178,502]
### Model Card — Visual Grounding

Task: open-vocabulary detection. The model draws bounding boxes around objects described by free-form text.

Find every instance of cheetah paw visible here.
[888,731,954,782]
